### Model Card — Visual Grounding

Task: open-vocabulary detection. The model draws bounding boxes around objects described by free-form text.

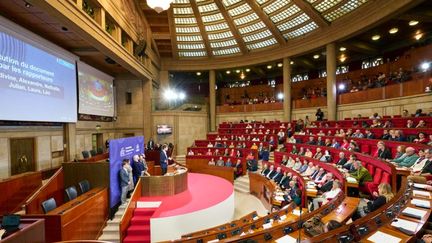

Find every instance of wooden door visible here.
[10,138,35,175]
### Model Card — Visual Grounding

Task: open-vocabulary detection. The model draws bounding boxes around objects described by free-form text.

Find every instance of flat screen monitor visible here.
[157,125,172,135]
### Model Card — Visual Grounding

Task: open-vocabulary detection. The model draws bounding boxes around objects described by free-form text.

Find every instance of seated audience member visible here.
[302,163,317,177]
[261,163,269,176]
[416,120,426,128]
[312,167,326,182]
[324,138,332,147]
[342,154,357,171]
[216,157,225,166]
[341,138,350,150]
[336,152,348,166]
[402,109,410,117]
[228,142,235,148]
[250,143,258,150]
[279,171,292,190]
[304,148,313,158]
[316,136,325,146]
[317,130,326,136]
[279,144,288,152]
[286,157,295,168]
[352,129,364,138]
[287,136,296,144]
[306,136,316,145]
[415,108,424,117]
[317,173,335,193]
[407,149,432,183]
[352,183,394,220]
[365,129,375,139]
[381,129,391,140]
[375,141,392,160]
[207,142,213,148]
[291,145,299,154]
[394,130,406,142]
[293,158,302,171]
[406,119,415,128]
[299,160,309,173]
[389,145,406,160]
[277,130,285,144]
[331,138,341,149]
[409,149,427,171]
[225,158,233,167]
[268,136,276,150]
[312,180,342,210]
[280,155,288,165]
[429,135,432,146]
[208,158,216,166]
[347,161,373,186]
[313,148,323,160]
[370,119,382,128]
[271,167,283,183]
[266,165,276,179]
[298,147,306,156]
[229,148,235,157]
[283,182,302,206]
[234,159,243,179]
[346,128,353,137]
[391,147,419,168]
[348,141,360,152]
[414,132,429,144]
[214,149,221,156]
[205,149,212,156]
[382,120,393,128]
[236,150,242,158]
[324,220,342,233]
[320,150,332,163]
[188,150,194,156]
[369,113,381,120]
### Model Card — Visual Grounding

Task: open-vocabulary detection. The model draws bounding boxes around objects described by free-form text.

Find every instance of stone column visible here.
[326,43,337,120]
[209,70,216,132]
[283,57,292,121]
[143,79,153,140]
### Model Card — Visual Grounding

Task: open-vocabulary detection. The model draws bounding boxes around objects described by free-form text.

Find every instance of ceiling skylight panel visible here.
[306,0,318,3]
[178,51,207,57]
[208,31,234,40]
[173,0,189,3]
[201,13,224,23]
[176,26,200,33]
[315,0,343,12]
[198,3,218,13]
[243,30,272,42]
[233,13,259,25]
[247,38,277,49]
[283,21,318,39]
[205,22,229,32]
[173,7,194,15]
[210,39,238,48]
[228,3,252,17]
[270,4,300,23]
[222,0,241,7]
[175,17,197,24]
[276,13,309,31]
[213,47,241,56]
[177,35,203,42]
[256,0,269,5]
[263,0,290,14]
[324,0,368,21]
[238,21,266,34]
[177,43,206,49]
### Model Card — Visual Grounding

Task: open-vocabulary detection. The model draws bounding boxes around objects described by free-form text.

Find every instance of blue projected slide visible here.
[0,31,77,122]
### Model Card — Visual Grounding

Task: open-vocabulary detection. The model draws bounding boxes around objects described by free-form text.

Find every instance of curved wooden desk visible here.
[140,166,188,196]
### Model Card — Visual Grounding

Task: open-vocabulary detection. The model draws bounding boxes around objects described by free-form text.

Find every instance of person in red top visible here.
[414,132,429,144]
[341,138,350,150]
[205,149,212,156]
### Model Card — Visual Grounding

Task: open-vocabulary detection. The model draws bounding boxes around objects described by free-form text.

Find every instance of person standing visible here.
[160,144,169,175]
[316,108,324,121]
[119,159,131,204]
[131,154,144,185]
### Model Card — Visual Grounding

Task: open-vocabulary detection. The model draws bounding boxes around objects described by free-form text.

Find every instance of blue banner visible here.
[109,136,144,208]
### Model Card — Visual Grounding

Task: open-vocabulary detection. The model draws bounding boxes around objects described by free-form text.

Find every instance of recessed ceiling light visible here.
[339,47,346,52]
[226,70,231,74]
[24,2,31,8]
[313,54,320,59]
[267,65,272,69]
[409,20,419,26]
[245,68,250,72]
[371,35,381,41]
[339,54,347,63]
[389,28,398,34]
[235,69,240,73]
[414,31,423,40]
[196,72,201,76]
[277,63,283,67]
[290,61,294,65]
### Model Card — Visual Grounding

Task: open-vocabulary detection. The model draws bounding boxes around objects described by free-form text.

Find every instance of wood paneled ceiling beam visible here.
[214,0,248,54]
[291,0,329,28]
[167,8,178,59]
[245,0,286,45]
[190,0,213,57]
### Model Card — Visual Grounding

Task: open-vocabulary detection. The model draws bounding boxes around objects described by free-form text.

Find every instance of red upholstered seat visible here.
[366,164,374,174]
[364,167,383,195]
[361,144,370,154]
[381,172,391,184]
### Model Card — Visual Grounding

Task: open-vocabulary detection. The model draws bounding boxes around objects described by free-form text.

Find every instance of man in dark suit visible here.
[147,138,155,150]
[336,152,347,166]
[279,172,292,190]
[266,165,276,179]
[271,167,283,183]
[306,136,316,145]
[131,155,145,185]
[119,159,130,204]
[365,129,375,139]
[317,173,334,193]
[261,164,269,176]
[160,144,169,175]
[316,137,325,146]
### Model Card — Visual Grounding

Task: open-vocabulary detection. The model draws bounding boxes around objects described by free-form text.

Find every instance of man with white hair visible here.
[312,180,341,210]
[271,167,283,183]
[407,149,432,183]
[348,161,372,185]
[391,147,419,168]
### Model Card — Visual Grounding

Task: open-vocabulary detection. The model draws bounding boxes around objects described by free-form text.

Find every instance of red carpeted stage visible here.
[125,173,235,242]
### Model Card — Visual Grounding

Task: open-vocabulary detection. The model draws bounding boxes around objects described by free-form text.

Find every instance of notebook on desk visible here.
[367,230,401,243]
[413,190,431,198]
[401,207,427,219]
[275,235,297,243]
[411,198,431,209]
[391,218,418,235]
[413,183,428,189]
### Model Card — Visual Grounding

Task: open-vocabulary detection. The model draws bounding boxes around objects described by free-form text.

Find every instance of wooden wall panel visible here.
[62,162,110,191]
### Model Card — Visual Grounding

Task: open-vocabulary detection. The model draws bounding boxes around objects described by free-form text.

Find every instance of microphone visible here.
[297,206,302,243]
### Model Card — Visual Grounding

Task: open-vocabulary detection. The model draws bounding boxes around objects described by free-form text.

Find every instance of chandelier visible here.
[147,0,174,13]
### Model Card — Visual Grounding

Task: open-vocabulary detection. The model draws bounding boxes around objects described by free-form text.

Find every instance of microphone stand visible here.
[297,206,302,243]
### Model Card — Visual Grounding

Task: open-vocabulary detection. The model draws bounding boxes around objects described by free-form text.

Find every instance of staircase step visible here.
[99,231,119,242]
[102,225,119,233]
[130,216,152,225]
[124,235,151,243]
[127,225,151,234]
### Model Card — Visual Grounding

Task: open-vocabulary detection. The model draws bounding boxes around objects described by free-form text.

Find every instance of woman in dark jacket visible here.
[352,183,394,220]
[375,141,392,160]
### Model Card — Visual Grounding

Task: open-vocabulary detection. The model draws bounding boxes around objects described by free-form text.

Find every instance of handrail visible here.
[119,177,143,242]
[25,167,62,205]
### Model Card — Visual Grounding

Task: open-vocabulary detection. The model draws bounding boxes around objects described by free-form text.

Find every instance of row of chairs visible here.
[41,180,91,214]
[82,148,104,159]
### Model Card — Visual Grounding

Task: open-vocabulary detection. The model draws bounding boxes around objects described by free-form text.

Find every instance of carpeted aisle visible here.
[123,208,157,243]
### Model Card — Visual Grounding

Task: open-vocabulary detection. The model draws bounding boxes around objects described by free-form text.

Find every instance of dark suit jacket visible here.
[366,134,375,139]
[317,141,325,146]
[147,140,154,150]
[336,158,348,166]
[310,170,319,179]
[132,161,145,181]
[273,173,283,183]
[279,176,291,189]
[119,168,129,187]
[160,150,168,168]
[319,180,333,193]
[267,170,276,179]
[261,168,270,176]
[377,148,392,160]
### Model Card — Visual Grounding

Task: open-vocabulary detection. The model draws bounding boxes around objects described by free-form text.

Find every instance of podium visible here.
[141,165,188,196]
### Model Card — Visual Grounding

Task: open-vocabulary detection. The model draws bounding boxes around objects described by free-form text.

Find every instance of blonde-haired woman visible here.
[352,183,394,220]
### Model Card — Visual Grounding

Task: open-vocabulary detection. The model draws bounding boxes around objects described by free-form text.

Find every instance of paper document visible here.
[367,231,401,243]
[262,222,272,229]
[346,177,358,183]
[275,235,297,243]
[402,207,427,219]
[275,196,285,201]
[280,215,287,221]
[292,209,302,216]
[391,218,418,233]
[207,239,219,243]
[413,183,428,189]
[411,199,431,208]
[413,190,431,198]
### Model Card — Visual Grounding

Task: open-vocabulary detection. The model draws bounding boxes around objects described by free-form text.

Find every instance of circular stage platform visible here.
[136,173,234,242]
